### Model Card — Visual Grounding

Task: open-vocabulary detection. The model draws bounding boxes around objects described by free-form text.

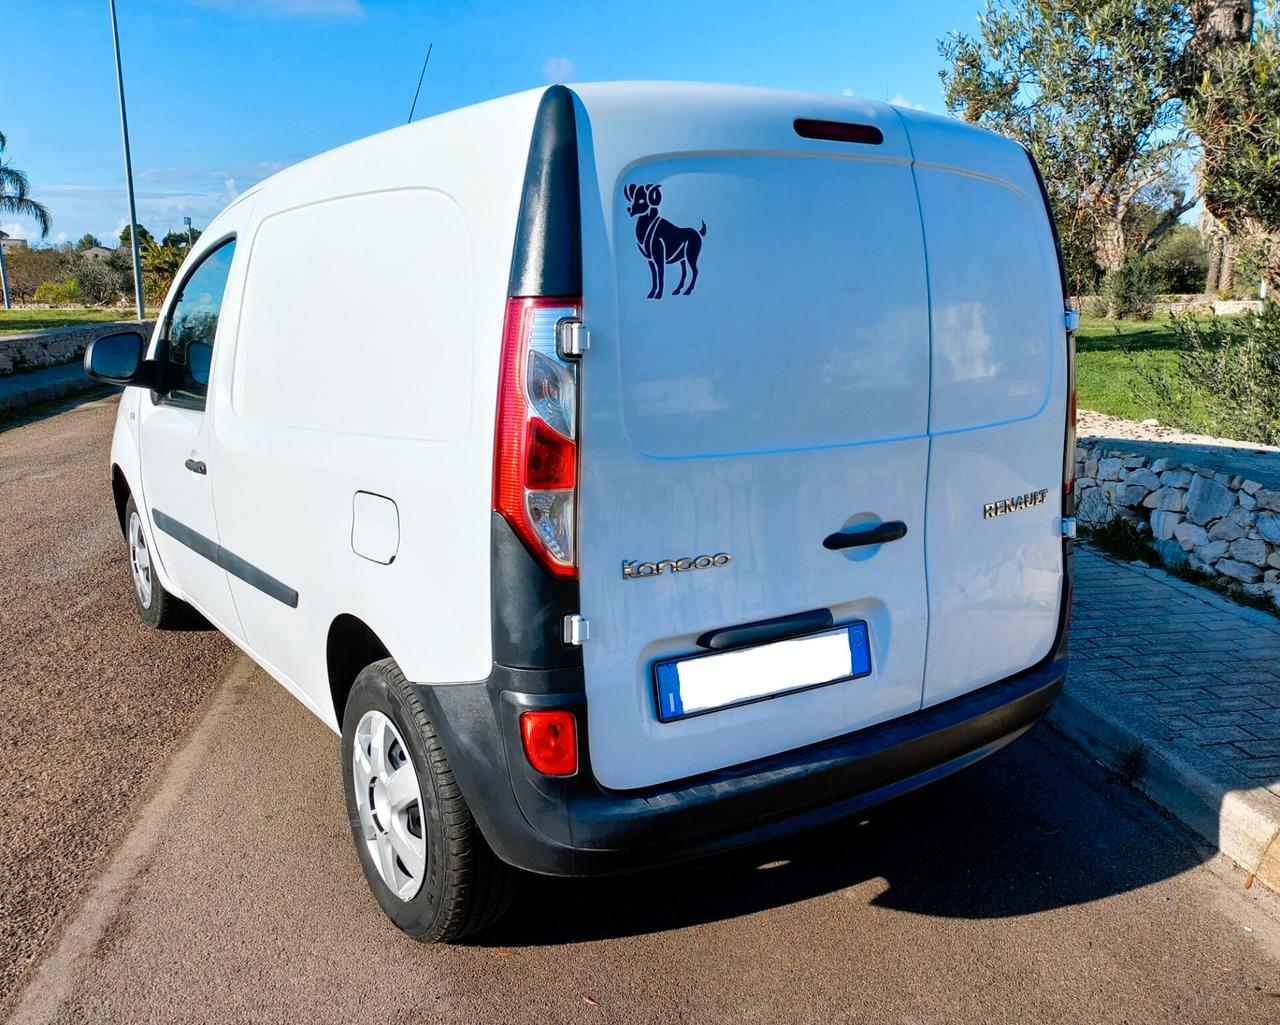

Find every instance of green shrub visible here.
[1102,255,1157,319]
[32,279,83,305]
[1141,301,1280,445]
[72,249,132,305]
[1149,225,1208,294]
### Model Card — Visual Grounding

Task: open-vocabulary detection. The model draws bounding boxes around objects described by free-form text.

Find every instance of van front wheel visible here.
[123,496,197,629]
[341,658,517,941]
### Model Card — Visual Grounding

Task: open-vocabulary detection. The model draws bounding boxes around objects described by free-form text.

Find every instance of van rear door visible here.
[572,85,930,790]
[898,110,1069,707]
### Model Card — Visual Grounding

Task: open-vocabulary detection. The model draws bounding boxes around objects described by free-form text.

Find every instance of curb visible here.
[0,365,112,421]
[1048,680,1280,893]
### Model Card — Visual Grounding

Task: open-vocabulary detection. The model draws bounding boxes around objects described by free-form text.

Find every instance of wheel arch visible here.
[327,614,393,729]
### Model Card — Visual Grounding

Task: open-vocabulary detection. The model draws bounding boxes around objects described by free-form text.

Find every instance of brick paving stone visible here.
[1151,715,1199,732]
[1235,739,1280,758]
[1181,726,1255,744]
[1211,697,1270,712]
[1241,722,1280,740]
[1191,710,1262,728]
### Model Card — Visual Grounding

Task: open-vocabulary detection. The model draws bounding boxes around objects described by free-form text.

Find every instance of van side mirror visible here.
[84,331,159,389]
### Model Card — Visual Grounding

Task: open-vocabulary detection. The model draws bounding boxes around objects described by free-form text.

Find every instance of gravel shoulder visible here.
[0,397,237,1009]
[1078,408,1280,454]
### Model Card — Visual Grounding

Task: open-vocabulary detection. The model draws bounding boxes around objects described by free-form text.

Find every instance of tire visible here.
[341,658,517,942]
[123,495,198,630]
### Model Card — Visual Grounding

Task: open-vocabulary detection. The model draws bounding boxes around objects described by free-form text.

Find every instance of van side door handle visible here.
[184,458,207,475]
[823,520,907,550]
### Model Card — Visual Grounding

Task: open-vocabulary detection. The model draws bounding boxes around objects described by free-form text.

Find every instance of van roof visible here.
[214,82,1026,235]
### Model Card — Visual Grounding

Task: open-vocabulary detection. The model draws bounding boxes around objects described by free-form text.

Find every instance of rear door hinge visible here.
[563,613,590,645]
[1061,516,1077,539]
[557,318,589,358]
[1064,308,1080,333]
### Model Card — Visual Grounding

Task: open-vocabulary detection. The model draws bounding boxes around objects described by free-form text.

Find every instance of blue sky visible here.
[3,0,984,246]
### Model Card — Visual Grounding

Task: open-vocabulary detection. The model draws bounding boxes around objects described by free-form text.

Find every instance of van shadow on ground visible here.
[472,724,1211,947]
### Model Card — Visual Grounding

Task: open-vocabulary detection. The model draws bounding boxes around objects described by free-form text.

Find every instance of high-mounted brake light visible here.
[494,296,583,579]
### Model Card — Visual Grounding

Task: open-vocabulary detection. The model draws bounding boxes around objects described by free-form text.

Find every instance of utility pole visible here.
[0,236,11,310]
[108,0,145,321]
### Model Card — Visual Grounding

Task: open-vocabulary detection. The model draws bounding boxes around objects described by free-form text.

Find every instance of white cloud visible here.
[841,88,854,97]
[889,93,928,111]
[542,57,575,83]
[224,178,240,202]
[193,0,364,18]
[1,221,38,241]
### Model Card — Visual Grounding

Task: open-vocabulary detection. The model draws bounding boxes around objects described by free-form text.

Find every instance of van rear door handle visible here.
[184,458,207,475]
[823,520,907,550]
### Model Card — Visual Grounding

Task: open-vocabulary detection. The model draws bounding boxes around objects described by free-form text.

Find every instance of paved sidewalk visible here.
[1052,543,1280,887]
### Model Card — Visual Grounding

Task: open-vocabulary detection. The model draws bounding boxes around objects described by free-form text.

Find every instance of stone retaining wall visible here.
[1076,294,1264,317]
[0,321,156,376]
[1075,443,1280,608]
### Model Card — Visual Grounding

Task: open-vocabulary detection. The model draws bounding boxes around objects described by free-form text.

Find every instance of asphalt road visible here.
[4,397,1280,1024]
[0,396,238,1007]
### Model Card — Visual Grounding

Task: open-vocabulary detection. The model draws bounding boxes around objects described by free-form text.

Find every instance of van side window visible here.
[160,239,236,408]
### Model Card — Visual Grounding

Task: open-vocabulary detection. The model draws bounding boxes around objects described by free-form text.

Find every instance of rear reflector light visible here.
[520,710,577,776]
[494,296,582,578]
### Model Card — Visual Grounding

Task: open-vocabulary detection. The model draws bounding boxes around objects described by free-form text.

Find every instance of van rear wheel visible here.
[341,658,517,942]
[123,495,198,629]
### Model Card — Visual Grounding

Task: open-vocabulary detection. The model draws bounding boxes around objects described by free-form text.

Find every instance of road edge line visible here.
[6,657,253,1025]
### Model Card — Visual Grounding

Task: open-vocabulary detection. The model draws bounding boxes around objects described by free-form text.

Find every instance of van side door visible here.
[136,237,245,641]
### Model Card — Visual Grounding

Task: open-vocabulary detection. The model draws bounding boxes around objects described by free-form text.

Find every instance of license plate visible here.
[653,622,872,723]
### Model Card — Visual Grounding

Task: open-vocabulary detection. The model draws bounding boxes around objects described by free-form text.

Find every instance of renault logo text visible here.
[622,553,732,579]
[983,489,1050,519]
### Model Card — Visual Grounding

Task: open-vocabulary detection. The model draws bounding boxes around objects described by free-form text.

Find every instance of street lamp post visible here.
[108,0,145,321]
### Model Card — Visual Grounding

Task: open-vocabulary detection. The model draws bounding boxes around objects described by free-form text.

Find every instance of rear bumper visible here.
[415,643,1067,878]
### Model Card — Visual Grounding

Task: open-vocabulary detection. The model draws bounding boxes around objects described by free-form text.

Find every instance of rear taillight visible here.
[494,296,583,579]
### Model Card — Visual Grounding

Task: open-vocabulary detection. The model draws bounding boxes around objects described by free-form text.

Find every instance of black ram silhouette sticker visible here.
[624,183,706,299]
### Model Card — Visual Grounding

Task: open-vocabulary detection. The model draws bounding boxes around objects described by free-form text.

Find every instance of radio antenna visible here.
[407,42,434,124]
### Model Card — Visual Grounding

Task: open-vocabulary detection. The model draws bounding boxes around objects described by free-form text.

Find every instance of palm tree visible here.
[0,131,52,309]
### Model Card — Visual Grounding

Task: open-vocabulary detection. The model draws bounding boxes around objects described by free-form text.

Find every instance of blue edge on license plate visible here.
[652,620,873,723]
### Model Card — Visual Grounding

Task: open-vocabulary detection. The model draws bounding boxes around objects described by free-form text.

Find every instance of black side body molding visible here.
[151,508,299,608]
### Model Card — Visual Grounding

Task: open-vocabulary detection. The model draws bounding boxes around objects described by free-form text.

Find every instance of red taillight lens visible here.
[494,296,582,579]
[525,417,576,490]
[520,710,577,776]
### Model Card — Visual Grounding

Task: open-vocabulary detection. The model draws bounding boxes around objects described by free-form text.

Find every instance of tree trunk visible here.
[1095,217,1127,274]
[1220,238,1236,292]
[1206,234,1223,293]
[1186,0,1254,69]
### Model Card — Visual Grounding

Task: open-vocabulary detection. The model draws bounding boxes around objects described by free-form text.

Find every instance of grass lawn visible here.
[1075,313,1194,422]
[0,308,156,335]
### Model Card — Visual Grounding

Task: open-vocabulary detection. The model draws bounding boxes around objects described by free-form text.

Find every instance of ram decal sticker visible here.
[623,183,707,299]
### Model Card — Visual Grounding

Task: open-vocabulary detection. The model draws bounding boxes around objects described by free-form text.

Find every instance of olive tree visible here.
[939,0,1196,292]
[1183,2,1280,290]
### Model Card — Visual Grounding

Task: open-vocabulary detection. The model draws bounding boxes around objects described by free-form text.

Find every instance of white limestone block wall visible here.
[1075,444,1280,608]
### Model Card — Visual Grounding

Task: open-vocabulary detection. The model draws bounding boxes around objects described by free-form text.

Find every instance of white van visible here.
[88,83,1075,941]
